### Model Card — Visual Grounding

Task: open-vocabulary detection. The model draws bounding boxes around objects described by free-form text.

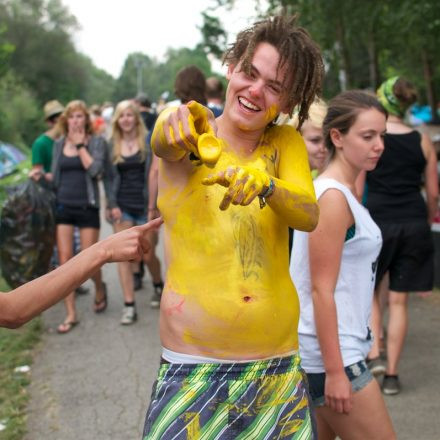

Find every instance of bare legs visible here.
[114,221,136,304]
[368,274,389,359]
[386,290,409,375]
[316,380,396,439]
[57,224,104,328]
[57,224,75,323]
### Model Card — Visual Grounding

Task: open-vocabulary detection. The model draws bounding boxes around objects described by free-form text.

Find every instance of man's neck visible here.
[216,115,266,155]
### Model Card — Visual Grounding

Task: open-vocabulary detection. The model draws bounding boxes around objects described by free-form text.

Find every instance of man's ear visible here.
[330,128,343,148]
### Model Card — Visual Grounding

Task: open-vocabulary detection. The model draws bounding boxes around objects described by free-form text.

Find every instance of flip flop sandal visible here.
[94,282,108,313]
[57,320,79,334]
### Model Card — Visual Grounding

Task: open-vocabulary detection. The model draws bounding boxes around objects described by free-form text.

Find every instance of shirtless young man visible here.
[143,16,324,440]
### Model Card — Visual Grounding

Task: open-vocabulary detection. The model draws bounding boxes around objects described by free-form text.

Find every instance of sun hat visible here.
[43,100,64,120]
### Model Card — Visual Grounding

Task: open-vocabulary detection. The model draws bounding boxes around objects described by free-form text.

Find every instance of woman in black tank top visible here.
[105,100,163,325]
[52,100,108,334]
[366,77,438,395]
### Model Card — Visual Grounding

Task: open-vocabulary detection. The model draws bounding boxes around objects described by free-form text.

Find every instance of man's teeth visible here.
[239,97,260,111]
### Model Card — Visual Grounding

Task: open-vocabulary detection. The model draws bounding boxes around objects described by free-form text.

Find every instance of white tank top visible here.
[290,178,382,373]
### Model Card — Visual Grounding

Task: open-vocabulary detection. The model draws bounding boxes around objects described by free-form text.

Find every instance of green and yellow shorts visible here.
[143,354,316,439]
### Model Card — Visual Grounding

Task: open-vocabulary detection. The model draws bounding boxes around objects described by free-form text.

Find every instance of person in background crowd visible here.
[143,15,323,439]
[206,76,224,117]
[291,90,395,439]
[173,65,207,105]
[31,100,64,180]
[132,93,159,291]
[30,100,89,296]
[135,93,157,131]
[52,100,108,333]
[365,77,439,395]
[284,98,329,177]
[105,100,164,324]
[101,102,114,140]
[90,104,106,136]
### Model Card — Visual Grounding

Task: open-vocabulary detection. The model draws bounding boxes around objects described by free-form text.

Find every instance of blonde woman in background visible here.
[280,98,329,177]
[51,100,108,333]
[106,100,163,325]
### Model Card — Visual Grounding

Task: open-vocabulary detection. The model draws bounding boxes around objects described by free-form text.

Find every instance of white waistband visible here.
[161,347,298,365]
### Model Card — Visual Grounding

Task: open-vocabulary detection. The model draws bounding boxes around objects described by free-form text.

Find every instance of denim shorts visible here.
[120,210,147,225]
[306,360,373,407]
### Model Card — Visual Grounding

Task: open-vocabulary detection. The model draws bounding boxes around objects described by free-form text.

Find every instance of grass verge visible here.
[0,274,42,440]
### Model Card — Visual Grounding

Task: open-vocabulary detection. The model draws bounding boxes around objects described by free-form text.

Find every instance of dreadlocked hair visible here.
[223,15,324,130]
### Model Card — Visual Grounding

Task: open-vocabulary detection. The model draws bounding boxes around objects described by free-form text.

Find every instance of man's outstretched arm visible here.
[202,126,319,231]
[0,218,163,329]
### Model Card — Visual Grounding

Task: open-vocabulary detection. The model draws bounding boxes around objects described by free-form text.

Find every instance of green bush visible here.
[0,72,42,149]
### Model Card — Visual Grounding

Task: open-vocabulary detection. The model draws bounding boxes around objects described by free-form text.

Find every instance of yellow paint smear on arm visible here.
[265,125,319,231]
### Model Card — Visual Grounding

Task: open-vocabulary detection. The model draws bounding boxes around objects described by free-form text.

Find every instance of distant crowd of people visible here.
[1,13,437,439]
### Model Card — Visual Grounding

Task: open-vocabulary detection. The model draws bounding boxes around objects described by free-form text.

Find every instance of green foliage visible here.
[200,12,227,59]
[0,0,116,145]
[114,46,215,103]
[262,0,440,110]
[0,318,42,440]
[0,73,41,148]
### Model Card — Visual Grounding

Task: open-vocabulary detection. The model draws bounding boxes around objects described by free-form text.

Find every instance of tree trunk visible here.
[421,49,439,124]
[335,14,351,90]
[367,31,380,90]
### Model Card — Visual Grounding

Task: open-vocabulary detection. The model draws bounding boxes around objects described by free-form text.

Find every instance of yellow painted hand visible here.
[202,166,272,210]
[152,101,221,164]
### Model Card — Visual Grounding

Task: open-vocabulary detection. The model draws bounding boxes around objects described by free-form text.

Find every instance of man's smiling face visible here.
[224,42,289,133]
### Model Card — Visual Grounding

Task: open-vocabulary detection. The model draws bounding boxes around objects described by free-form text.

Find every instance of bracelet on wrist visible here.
[258,178,275,209]
[76,143,86,150]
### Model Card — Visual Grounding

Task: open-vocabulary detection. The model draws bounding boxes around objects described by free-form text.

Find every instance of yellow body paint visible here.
[151,102,222,165]
[264,104,279,124]
[197,133,222,165]
[154,110,317,359]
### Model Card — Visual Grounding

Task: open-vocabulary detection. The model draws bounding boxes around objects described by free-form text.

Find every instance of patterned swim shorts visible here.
[143,354,316,439]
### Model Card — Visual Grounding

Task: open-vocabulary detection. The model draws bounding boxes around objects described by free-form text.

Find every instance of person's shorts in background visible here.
[306,360,373,407]
[120,210,147,225]
[55,203,100,229]
[143,354,316,439]
[375,221,434,292]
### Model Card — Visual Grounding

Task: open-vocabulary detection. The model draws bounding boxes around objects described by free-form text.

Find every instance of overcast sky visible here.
[62,0,265,78]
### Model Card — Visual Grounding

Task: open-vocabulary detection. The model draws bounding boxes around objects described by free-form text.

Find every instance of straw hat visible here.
[43,100,64,120]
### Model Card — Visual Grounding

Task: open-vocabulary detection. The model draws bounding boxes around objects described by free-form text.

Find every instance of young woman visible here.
[51,100,108,333]
[365,77,438,394]
[106,100,163,325]
[290,91,396,439]
[281,98,329,177]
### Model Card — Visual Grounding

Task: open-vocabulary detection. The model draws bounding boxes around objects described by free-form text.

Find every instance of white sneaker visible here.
[120,306,137,325]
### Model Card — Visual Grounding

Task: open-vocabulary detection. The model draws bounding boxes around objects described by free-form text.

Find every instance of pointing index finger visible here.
[138,217,163,232]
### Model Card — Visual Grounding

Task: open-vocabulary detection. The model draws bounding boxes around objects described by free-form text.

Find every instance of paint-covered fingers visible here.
[187,101,217,137]
[219,169,251,210]
[164,106,198,155]
[202,167,234,188]
[203,166,271,209]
